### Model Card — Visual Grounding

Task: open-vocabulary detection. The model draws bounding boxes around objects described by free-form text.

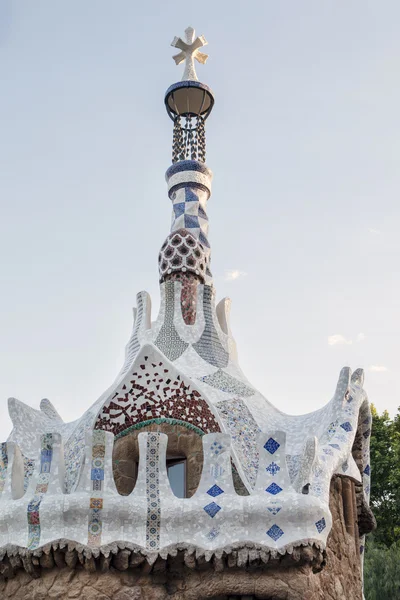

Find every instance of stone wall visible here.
[0,477,364,600]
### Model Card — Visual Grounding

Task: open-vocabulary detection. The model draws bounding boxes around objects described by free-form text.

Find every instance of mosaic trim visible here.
[88,430,106,546]
[96,353,221,437]
[200,369,254,397]
[0,443,7,494]
[119,293,144,378]
[23,455,35,492]
[169,185,210,248]
[27,434,54,550]
[193,286,229,368]
[146,434,161,550]
[166,159,212,178]
[286,455,300,483]
[155,281,189,361]
[64,404,100,494]
[159,229,208,283]
[114,418,206,440]
[165,272,200,325]
[216,398,260,488]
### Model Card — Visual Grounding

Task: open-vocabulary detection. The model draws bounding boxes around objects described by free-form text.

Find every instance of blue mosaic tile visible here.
[364,464,370,476]
[203,502,221,518]
[326,421,338,439]
[207,484,224,497]
[265,482,283,495]
[184,214,200,228]
[329,444,340,450]
[267,506,281,516]
[266,524,284,541]
[363,429,371,439]
[323,448,333,456]
[27,497,41,513]
[210,441,224,455]
[266,462,280,476]
[173,203,185,218]
[340,422,353,432]
[199,231,210,248]
[198,205,208,220]
[342,461,349,473]
[264,438,280,455]
[315,518,326,533]
[210,465,225,478]
[206,527,220,541]
[91,468,104,481]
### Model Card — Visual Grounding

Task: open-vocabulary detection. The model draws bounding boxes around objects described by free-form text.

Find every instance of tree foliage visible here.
[364,405,400,600]
[368,404,400,546]
[364,539,400,600]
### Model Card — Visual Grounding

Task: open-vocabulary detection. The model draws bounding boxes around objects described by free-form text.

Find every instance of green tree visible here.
[364,405,400,600]
[368,405,400,546]
[364,539,400,600]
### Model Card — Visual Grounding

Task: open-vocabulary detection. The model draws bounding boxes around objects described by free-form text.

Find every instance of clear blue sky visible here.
[1,1,399,441]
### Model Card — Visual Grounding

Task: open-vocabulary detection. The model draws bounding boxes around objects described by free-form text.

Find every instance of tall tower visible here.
[159,27,215,324]
[0,27,375,600]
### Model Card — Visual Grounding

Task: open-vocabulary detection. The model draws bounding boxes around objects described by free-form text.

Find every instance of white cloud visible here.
[368,228,381,235]
[369,365,388,373]
[224,270,247,282]
[357,332,366,342]
[328,334,353,346]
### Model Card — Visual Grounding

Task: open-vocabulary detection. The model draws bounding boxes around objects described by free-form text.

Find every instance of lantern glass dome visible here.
[165,80,214,120]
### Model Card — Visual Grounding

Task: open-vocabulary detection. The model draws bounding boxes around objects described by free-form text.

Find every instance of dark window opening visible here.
[167,457,186,498]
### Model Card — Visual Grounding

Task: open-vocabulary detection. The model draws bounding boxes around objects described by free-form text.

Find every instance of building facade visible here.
[0,28,375,600]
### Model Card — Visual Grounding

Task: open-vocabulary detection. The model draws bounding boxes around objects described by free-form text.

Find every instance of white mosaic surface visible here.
[1,281,371,556]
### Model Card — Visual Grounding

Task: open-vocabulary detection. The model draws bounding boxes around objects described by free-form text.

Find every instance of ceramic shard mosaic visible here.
[216,398,260,488]
[155,281,189,361]
[166,272,200,325]
[0,443,7,493]
[96,352,221,437]
[200,370,255,397]
[193,286,229,368]
[119,293,144,377]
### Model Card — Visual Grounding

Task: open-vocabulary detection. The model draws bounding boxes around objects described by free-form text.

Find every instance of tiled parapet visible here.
[0,429,357,556]
[165,432,241,549]
[243,431,331,549]
[311,368,365,502]
[3,433,64,549]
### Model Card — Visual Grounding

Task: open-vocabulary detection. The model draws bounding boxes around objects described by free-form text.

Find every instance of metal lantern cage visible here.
[165,80,215,163]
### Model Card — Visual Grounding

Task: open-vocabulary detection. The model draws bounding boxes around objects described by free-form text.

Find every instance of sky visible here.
[0,1,399,441]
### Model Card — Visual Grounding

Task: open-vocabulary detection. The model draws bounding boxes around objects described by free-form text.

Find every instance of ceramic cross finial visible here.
[171,26,208,81]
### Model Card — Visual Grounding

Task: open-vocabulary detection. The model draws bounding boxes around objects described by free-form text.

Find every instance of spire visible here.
[165,26,214,163]
[158,28,215,324]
